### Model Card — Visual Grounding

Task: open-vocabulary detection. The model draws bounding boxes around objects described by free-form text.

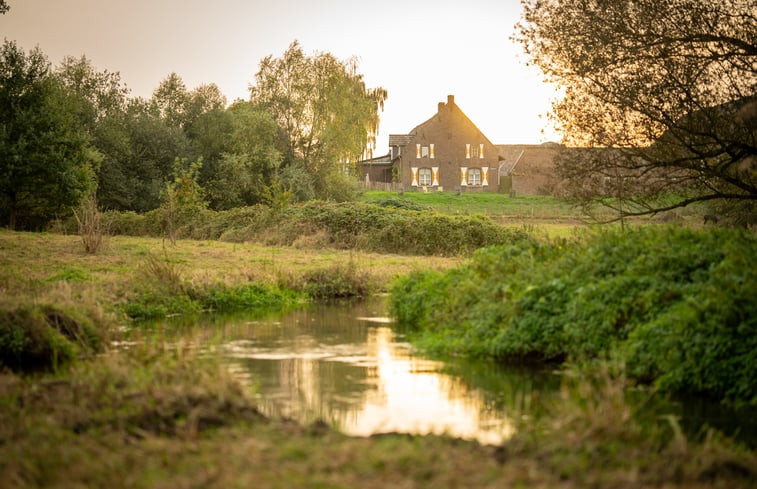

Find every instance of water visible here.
[141,296,756,447]
[151,297,557,444]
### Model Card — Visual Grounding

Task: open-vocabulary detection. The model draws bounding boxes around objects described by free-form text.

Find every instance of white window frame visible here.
[467,167,482,186]
[418,167,432,187]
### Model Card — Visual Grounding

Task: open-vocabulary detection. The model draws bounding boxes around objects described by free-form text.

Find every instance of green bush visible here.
[0,304,108,373]
[104,201,532,256]
[390,227,757,403]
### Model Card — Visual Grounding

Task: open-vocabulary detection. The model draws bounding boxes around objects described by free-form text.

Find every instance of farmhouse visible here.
[361,95,560,195]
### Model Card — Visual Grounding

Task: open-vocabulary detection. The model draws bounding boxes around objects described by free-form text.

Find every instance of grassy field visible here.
[360,190,642,239]
[0,230,460,309]
[361,190,584,218]
[1,228,755,487]
[359,190,716,238]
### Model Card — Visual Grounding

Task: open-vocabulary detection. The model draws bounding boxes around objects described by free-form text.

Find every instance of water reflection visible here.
[129,297,757,447]
[205,298,554,444]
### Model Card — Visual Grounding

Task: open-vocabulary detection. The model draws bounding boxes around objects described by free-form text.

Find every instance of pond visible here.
[140,296,757,447]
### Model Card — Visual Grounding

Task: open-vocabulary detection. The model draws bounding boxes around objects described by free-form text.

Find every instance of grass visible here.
[362,190,587,219]
[0,229,460,319]
[1,226,755,486]
[1,345,754,488]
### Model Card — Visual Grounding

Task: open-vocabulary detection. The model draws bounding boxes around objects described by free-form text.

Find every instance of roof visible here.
[357,152,393,165]
[389,134,412,147]
[497,144,563,176]
[389,96,497,149]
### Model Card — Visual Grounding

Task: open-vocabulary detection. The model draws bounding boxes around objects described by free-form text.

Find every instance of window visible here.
[467,167,481,186]
[421,146,429,157]
[418,168,432,186]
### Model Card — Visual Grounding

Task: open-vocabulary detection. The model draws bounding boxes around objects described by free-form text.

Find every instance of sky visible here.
[0,0,562,151]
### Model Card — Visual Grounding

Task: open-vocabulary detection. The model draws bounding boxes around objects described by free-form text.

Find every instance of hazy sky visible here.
[0,0,561,150]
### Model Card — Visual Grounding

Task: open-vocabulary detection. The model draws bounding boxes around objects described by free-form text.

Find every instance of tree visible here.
[200,101,281,209]
[56,55,129,130]
[515,0,757,222]
[0,1,9,14]
[250,41,387,199]
[0,41,97,229]
[158,157,207,244]
[151,73,189,128]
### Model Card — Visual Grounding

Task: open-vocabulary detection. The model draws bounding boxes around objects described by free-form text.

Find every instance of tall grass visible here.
[73,194,107,254]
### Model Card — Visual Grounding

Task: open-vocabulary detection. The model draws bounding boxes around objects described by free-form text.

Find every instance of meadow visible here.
[1,196,755,488]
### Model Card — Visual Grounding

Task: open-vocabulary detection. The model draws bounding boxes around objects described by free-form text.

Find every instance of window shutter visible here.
[479,143,484,158]
[465,144,471,159]
[430,144,435,159]
[482,167,489,186]
[460,167,467,186]
[411,167,419,186]
[416,144,421,159]
[432,166,439,186]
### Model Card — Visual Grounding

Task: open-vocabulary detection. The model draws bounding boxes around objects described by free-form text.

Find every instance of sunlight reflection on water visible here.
[214,301,521,445]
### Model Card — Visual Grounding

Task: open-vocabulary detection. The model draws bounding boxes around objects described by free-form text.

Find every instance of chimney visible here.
[438,102,445,113]
[447,94,455,106]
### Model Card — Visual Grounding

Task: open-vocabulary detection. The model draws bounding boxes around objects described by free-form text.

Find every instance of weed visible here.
[73,194,108,254]
[292,259,373,300]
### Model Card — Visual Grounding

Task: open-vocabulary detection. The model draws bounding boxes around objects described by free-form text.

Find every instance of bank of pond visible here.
[391,225,757,405]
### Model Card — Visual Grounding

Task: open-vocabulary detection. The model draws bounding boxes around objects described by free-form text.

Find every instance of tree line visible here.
[0,39,386,230]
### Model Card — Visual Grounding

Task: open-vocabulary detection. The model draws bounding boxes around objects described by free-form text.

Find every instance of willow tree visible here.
[515,0,756,222]
[250,41,387,199]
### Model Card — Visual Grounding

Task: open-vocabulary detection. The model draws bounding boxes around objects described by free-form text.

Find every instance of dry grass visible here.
[0,230,460,306]
[73,194,108,254]
[1,346,754,489]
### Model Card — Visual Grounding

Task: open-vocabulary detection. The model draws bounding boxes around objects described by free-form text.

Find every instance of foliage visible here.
[391,227,757,403]
[284,260,373,300]
[0,41,98,230]
[369,197,430,211]
[250,40,387,200]
[0,303,108,373]
[200,101,282,209]
[515,0,757,221]
[158,157,207,244]
[104,201,533,256]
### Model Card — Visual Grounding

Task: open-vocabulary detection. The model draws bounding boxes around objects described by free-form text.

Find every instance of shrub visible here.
[0,304,108,373]
[294,261,373,300]
[73,194,107,254]
[104,201,530,256]
[390,227,757,403]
